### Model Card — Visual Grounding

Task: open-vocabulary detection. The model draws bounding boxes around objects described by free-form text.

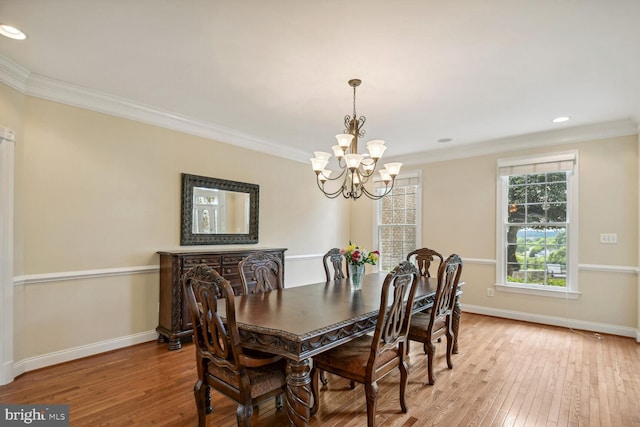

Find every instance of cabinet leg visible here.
[168,338,182,351]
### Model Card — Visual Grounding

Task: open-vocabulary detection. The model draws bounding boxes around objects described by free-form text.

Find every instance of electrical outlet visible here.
[487,288,494,297]
[600,233,618,244]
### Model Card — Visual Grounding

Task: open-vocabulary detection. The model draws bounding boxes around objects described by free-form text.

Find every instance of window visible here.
[375,173,421,271]
[496,152,579,298]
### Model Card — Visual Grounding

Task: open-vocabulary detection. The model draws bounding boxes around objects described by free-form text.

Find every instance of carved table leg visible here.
[452,298,462,354]
[285,359,312,426]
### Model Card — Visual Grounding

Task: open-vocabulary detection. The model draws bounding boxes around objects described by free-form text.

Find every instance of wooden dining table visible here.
[226,272,464,426]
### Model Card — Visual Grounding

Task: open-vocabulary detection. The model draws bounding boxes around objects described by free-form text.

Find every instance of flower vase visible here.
[349,264,365,290]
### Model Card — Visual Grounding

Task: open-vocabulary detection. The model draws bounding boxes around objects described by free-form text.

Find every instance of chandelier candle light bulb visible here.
[310,79,402,200]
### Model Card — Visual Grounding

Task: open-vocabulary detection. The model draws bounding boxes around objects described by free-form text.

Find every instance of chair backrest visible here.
[239,251,284,294]
[429,254,463,329]
[182,264,243,372]
[323,248,350,281]
[406,247,444,278]
[368,261,419,370]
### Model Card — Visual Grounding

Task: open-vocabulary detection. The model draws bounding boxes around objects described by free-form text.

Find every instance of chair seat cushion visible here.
[408,312,446,340]
[207,358,287,398]
[313,335,399,378]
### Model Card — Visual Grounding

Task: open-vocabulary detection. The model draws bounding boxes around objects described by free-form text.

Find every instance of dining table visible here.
[227,272,464,426]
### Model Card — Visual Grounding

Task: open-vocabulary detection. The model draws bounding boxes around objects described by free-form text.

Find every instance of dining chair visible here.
[182,264,287,427]
[318,247,351,386]
[239,251,284,294]
[310,261,419,427]
[407,253,463,385]
[406,247,444,278]
[323,247,350,281]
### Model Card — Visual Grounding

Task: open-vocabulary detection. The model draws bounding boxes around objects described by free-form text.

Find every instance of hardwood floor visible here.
[1,313,639,426]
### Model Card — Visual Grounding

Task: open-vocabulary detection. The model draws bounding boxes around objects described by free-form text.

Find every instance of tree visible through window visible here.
[376,175,420,271]
[506,172,568,287]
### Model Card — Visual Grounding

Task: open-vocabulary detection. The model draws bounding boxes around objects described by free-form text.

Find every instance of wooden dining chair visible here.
[407,253,463,385]
[310,261,419,427]
[239,251,284,295]
[323,247,350,281]
[406,247,444,278]
[182,264,287,427]
[318,247,351,386]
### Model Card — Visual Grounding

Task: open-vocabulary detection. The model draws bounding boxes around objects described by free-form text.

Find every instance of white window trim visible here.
[372,170,422,272]
[495,151,579,299]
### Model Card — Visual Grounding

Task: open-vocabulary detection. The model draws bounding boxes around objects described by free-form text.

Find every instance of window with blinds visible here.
[496,152,579,295]
[375,174,421,271]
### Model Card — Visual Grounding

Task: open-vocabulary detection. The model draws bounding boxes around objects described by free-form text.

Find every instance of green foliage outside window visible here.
[505,172,568,287]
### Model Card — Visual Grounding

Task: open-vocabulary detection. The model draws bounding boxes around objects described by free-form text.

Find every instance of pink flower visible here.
[343,242,379,266]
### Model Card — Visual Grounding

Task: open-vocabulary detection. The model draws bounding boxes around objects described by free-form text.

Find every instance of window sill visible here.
[496,283,580,299]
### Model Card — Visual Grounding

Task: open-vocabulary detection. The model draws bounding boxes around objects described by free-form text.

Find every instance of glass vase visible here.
[349,264,365,290]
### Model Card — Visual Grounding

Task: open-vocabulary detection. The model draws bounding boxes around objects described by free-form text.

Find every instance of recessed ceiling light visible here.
[0,24,27,40]
[552,116,570,123]
[437,138,453,143]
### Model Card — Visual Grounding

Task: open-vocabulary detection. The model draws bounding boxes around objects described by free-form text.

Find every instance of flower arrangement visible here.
[342,242,379,266]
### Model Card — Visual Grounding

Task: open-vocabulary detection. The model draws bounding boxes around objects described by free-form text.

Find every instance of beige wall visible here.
[11,87,349,364]
[351,135,638,332]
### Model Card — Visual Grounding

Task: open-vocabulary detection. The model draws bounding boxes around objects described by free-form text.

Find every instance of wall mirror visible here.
[181,173,259,245]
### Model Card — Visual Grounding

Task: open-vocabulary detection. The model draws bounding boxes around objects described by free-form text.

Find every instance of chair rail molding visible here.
[14,265,159,286]
[0,127,16,385]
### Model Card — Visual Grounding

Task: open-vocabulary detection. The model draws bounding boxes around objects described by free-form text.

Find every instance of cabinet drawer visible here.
[222,255,245,266]
[183,255,222,268]
[221,265,240,277]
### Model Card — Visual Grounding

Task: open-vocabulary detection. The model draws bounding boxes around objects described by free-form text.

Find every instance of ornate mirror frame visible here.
[181,173,259,245]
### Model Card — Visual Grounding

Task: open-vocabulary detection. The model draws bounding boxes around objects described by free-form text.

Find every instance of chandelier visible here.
[310,79,402,200]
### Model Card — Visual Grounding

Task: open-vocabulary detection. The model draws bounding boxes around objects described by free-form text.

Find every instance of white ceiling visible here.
[1,0,639,164]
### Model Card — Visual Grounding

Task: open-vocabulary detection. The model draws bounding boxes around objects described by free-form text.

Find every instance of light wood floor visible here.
[1,313,639,426]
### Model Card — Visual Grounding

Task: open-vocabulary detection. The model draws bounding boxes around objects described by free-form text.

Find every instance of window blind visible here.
[374,174,419,189]
[498,153,576,176]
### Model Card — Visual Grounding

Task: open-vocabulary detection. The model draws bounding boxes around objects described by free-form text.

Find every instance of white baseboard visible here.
[1,359,14,386]
[10,330,158,381]
[463,304,639,341]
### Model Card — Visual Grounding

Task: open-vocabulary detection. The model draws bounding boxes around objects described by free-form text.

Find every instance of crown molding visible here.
[389,118,639,166]
[1,54,637,166]
[0,55,309,163]
[0,56,29,93]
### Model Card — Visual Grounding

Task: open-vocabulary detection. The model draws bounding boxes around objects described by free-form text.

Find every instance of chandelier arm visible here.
[317,178,348,199]
[344,115,352,133]
[336,156,348,170]
[321,167,347,182]
[343,186,362,200]
[356,172,370,186]
[357,117,366,138]
[359,181,395,200]
[357,162,379,179]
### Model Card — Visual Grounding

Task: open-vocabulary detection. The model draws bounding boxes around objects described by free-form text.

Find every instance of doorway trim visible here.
[0,127,15,385]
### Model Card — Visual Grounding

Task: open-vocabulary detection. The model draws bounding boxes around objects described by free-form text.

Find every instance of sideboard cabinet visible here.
[156,248,287,350]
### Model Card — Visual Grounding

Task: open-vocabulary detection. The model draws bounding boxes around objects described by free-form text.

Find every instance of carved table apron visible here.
[223,273,464,426]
